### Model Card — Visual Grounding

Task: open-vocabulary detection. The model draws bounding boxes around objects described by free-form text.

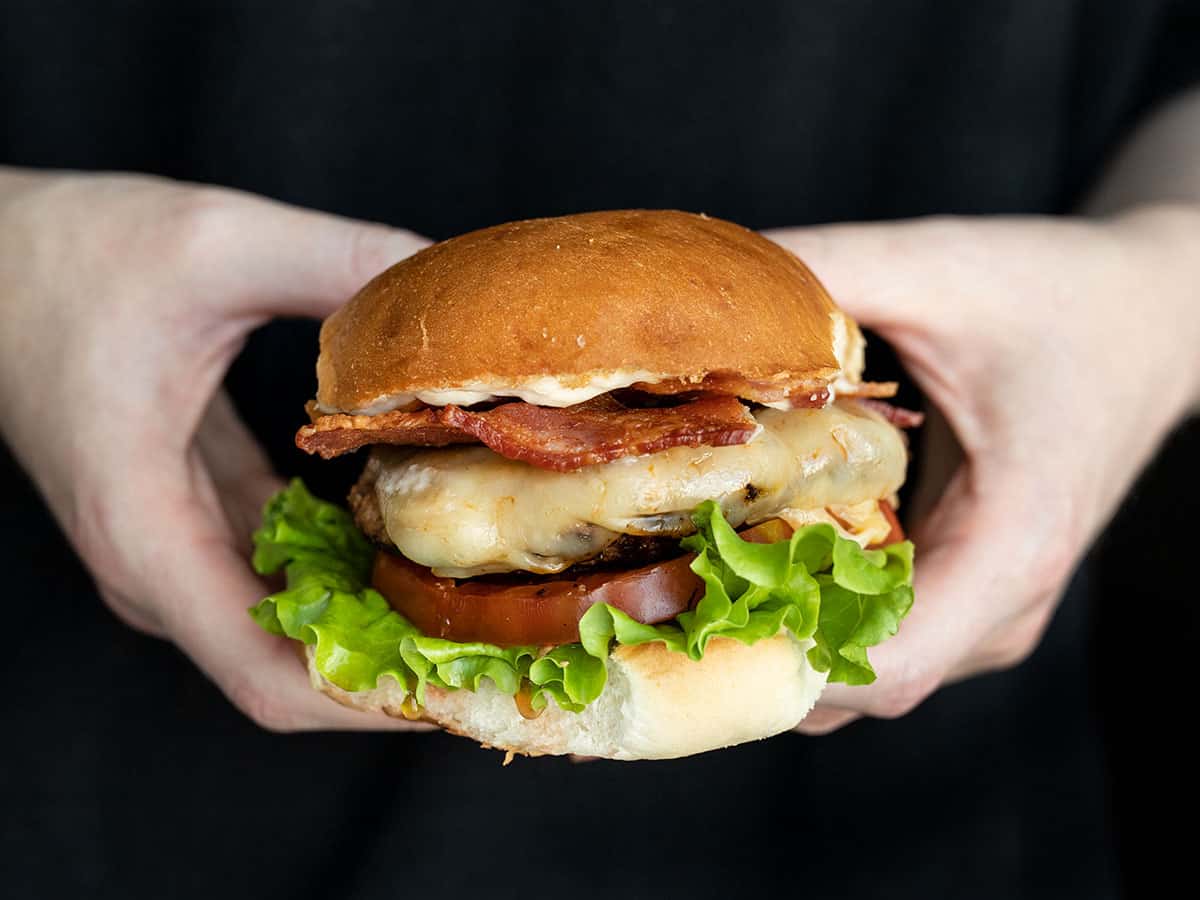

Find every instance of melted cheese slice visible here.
[374,399,907,576]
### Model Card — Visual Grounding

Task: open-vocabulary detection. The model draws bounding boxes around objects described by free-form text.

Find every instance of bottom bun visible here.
[307,633,828,760]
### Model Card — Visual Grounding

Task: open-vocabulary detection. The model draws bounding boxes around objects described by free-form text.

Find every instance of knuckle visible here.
[69,487,171,635]
[154,186,242,266]
[874,663,941,719]
[915,213,969,236]
[345,222,405,285]
[69,485,132,590]
[96,583,164,637]
[231,682,303,733]
[1022,487,1086,588]
[1029,538,1078,593]
[909,214,975,255]
[796,708,859,736]
[990,639,1036,672]
[987,607,1054,672]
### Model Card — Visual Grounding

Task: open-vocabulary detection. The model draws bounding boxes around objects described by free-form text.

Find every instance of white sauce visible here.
[322,370,668,415]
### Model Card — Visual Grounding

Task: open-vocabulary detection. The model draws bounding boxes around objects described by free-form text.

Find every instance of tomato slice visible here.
[371,510,906,648]
[372,550,702,647]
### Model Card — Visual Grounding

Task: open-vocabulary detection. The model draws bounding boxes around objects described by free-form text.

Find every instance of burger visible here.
[249,209,920,760]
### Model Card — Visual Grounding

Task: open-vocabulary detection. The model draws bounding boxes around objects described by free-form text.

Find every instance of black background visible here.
[2,2,1198,898]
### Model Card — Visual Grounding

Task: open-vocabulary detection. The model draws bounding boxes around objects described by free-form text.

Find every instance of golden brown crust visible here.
[316,210,847,413]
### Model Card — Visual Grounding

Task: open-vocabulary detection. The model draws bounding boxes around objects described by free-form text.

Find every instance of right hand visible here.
[770,208,1200,733]
[0,169,431,730]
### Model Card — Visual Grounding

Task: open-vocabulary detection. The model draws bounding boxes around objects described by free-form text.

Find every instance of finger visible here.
[906,403,963,525]
[202,191,431,319]
[815,467,1011,719]
[946,593,1058,683]
[765,218,1007,330]
[765,221,934,328]
[194,389,281,546]
[161,526,427,732]
[172,388,421,732]
[98,582,168,640]
[766,221,990,451]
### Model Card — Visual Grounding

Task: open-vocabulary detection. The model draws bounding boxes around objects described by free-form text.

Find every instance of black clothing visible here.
[2,3,1198,898]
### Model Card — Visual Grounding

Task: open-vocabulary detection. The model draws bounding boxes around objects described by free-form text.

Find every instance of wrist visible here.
[1106,202,1200,419]
[0,166,68,211]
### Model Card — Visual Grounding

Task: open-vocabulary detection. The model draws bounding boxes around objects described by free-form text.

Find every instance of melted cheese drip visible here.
[375,399,906,577]
[778,499,895,549]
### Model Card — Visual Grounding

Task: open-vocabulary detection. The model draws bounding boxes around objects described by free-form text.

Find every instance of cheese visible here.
[778,499,895,549]
[373,399,907,577]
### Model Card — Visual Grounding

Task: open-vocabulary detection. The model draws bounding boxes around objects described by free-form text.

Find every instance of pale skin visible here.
[1,88,1198,735]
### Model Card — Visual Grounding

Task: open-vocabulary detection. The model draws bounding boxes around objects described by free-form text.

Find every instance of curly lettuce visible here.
[250,481,914,713]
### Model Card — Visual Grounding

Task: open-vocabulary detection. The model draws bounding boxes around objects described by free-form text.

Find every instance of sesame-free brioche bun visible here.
[307,633,828,760]
[316,210,863,414]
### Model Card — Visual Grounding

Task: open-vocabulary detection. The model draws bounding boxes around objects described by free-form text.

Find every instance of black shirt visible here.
[2,3,1198,898]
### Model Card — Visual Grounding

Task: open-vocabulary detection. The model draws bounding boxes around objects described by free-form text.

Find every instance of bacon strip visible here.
[444,394,758,471]
[633,373,831,406]
[296,407,473,458]
[297,394,760,471]
[633,374,898,405]
[839,381,899,399]
[855,398,925,428]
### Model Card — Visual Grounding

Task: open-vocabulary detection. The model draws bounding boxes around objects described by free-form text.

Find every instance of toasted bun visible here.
[316,210,861,414]
[308,633,827,760]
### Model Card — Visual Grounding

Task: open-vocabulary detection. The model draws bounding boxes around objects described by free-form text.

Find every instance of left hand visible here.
[0,171,432,730]
[768,206,1200,733]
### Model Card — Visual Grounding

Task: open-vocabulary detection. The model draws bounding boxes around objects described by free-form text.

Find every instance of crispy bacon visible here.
[296,407,473,458]
[633,373,831,406]
[297,394,760,471]
[839,381,899,399]
[633,374,898,405]
[855,398,925,428]
[440,394,758,471]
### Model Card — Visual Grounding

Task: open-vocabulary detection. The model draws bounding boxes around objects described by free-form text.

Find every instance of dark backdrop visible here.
[2,2,1198,898]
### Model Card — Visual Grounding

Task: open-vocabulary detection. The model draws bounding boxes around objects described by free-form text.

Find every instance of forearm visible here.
[0,165,56,206]
[1085,87,1200,414]
[1086,86,1200,213]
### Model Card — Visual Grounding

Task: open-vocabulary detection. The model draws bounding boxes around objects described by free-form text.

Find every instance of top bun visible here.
[316,210,860,414]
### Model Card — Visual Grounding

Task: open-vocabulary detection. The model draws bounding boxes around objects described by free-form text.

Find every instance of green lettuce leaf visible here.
[682,501,915,684]
[249,480,540,699]
[248,482,915,715]
[527,643,608,713]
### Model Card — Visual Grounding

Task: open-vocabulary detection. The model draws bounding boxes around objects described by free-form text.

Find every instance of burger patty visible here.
[359,399,907,578]
[350,460,679,571]
[348,465,391,547]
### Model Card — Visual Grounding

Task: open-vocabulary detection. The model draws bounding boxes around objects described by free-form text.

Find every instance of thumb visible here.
[205,190,431,319]
[765,219,950,331]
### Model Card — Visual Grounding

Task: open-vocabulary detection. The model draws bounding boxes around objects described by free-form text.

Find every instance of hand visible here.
[769,207,1200,733]
[0,170,430,730]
